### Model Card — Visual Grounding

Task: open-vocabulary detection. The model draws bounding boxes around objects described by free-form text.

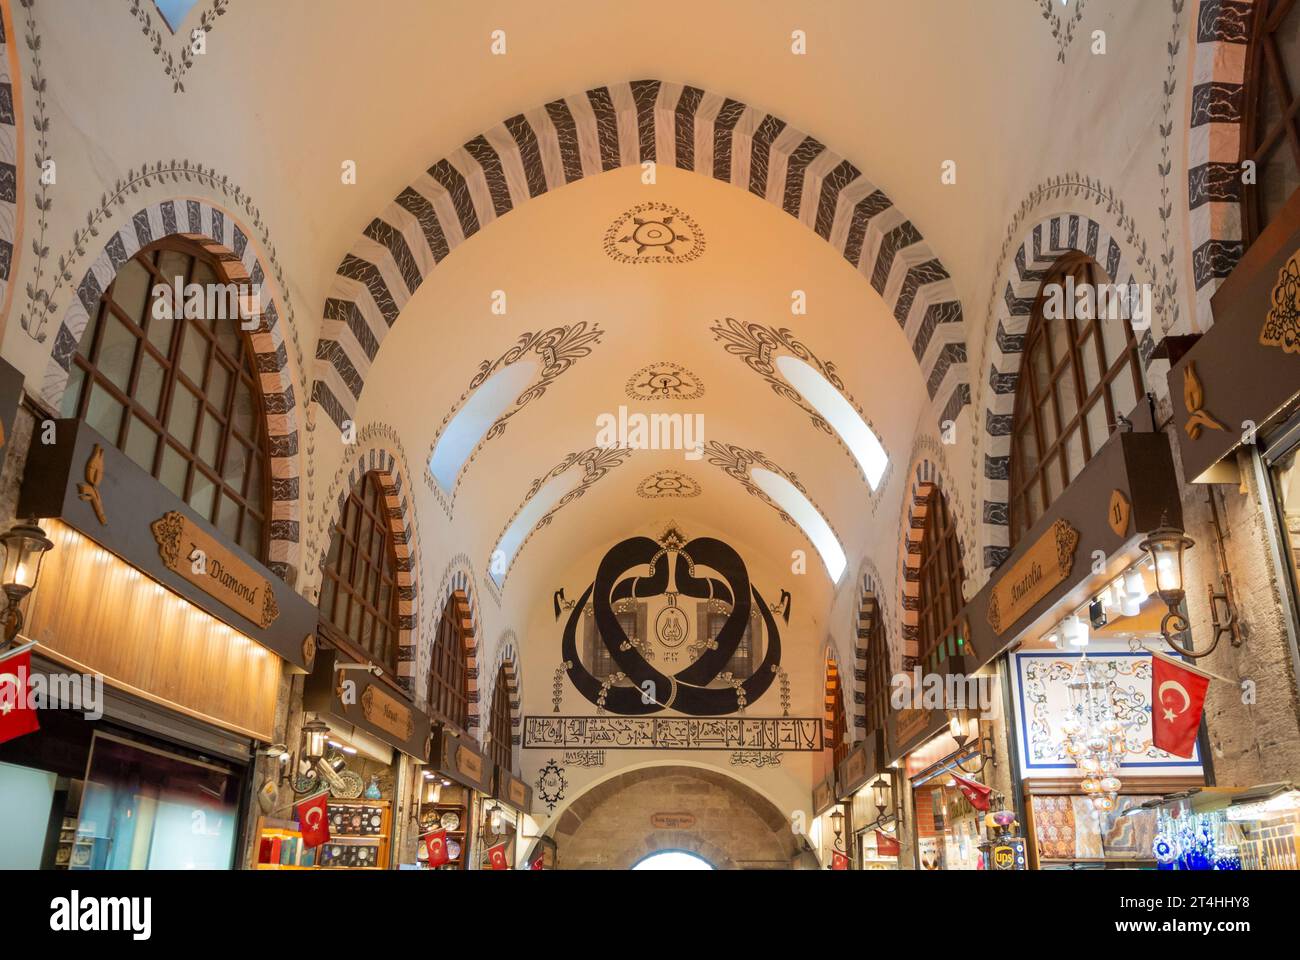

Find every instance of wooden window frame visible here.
[62,236,272,560]
[1241,0,1300,246]
[428,596,471,732]
[1007,254,1146,545]
[862,598,890,737]
[318,471,402,671]
[488,665,513,772]
[916,485,968,674]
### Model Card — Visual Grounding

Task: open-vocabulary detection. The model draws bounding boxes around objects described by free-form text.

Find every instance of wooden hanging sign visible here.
[985,519,1080,635]
[361,684,415,741]
[151,510,279,629]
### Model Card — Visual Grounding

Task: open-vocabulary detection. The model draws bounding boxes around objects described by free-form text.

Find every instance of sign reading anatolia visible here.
[986,519,1080,635]
[150,511,279,629]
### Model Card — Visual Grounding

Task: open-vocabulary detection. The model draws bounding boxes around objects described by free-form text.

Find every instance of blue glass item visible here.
[365,776,382,800]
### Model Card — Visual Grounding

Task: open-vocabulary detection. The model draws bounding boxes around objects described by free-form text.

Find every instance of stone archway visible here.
[551,765,802,870]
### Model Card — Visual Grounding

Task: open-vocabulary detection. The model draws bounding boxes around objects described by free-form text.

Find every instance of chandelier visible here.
[1060,657,1125,813]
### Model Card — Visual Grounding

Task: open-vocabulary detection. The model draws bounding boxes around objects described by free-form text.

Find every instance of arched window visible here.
[429,595,470,731]
[1241,0,1300,245]
[861,596,889,737]
[1008,254,1145,544]
[826,658,849,768]
[60,237,271,559]
[318,471,401,669]
[488,665,513,771]
[917,485,967,674]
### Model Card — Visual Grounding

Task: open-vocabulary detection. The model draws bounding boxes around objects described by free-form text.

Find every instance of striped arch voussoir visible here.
[310,79,970,433]
[486,633,522,760]
[853,571,886,730]
[1188,0,1254,330]
[40,199,301,582]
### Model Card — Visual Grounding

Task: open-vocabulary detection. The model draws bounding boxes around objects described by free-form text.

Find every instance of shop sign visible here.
[434,727,493,792]
[456,743,484,783]
[151,511,279,629]
[895,707,931,747]
[651,812,697,829]
[507,777,529,810]
[990,838,1027,870]
[360,685,415,741]
[812,774,837,816]
[986,519,1080,635]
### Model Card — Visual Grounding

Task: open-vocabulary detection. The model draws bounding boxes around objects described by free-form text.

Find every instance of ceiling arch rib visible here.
[310,79,970,435]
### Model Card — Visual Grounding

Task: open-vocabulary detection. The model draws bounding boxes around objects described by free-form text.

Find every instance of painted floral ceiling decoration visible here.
[636,470,702,499]
[603,201,705,264]
[625,361,705,401]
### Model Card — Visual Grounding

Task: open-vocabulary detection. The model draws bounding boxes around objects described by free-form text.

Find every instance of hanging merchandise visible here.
[1061,657,1126,813]
[1152,806,1241,871]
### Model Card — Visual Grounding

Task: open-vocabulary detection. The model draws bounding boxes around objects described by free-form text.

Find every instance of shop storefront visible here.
[251,644,433,870]
[838,732,901,870]
[0,418,318,870]
[811,772,849,869]
[418,725,493,870]
[484,764,533,870]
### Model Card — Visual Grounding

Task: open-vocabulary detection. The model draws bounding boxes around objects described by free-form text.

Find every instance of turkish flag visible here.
[1152,653,1211,758]
[424,829,449,866]
[530,856,544,871]
[295,792,330,848]
[950,772,992,811]
[487,841,509,870]
[0,649,40,745]
[831,850,849,870]
[875,830,900,856]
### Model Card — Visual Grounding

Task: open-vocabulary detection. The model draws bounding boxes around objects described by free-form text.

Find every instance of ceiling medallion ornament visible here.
[603,202,705,264]
[636,470,702,499]
[625,361,705,401]
[560,526,783,716]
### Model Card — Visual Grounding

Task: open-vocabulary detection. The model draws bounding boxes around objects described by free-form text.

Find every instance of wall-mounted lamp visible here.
[282,717,333,793]
[1139,516,1234,659]
[0,521,53,644]
[948,708,996,776]
[862,775,900,832]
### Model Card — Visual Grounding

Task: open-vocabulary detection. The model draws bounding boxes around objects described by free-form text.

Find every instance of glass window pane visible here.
[207,361,232,411]
[109,257,153,324]
[157,250,191,288]
[240,513,262,557]
[146,301,176,355]
[61,365,86,418]
[159,444,188,499]
[1065,429,1086,483]
[1111,369,1139,424]
[1045,454,1065,503]
[85,382,125,443]
[167,385,201,445]
[178,321,209,385]
[1087,402,1111,457]
[1100,317,1129,371]
[1079,332,1103,395]
[230,380,256,439]
[1260,136,1300,230]
[246,455,264,511]
[222,440,248,491]
[1056,369,1080,425]
[1039,393,1059,448]
[215,492,240,542]
[1047,316,1071,368]
[196,409,221,468]
[1030,341,1051,398]
[97,312,139,392]
[135,351,166,418]
[124,415,158,473]
[189,470,216,521]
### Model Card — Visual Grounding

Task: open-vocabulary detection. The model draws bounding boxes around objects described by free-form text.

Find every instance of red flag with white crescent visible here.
[875,830,900,856]
[530,856,544,870]
[1151,652,1211,758]
[950,772,992,811]
[424,828,449,866]
[487,841,509,870]
[831,850,849,870]
[295,792,330,848]
[0,649,40,745]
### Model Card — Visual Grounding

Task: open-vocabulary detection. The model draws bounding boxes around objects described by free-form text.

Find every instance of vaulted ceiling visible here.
[5,0,1184,646]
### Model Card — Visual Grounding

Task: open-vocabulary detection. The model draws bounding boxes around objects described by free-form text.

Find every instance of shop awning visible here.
[493,764,534,814]
[19,418,318,672]
[302,648,433,762]
[433,725,494,794]
[1166,193,1300,484]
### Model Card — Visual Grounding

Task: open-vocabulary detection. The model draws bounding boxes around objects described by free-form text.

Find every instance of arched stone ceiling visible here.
[350,165,931,608]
